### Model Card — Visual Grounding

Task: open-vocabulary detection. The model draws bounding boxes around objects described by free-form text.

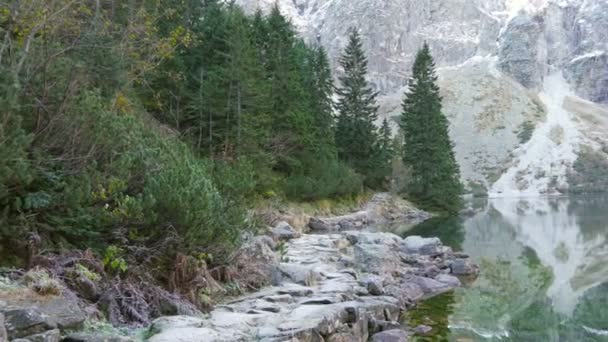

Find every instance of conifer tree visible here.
[400,43,462,212]
[335,28,380,182]
[308,46,336,159]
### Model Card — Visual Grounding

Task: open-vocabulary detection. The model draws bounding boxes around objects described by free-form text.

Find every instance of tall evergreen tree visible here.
[307,46,336,159]
[400,43,462,212]
[335,28,380,182]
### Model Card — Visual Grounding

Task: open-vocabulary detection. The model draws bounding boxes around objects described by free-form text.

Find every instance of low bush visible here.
[284,157,363,201]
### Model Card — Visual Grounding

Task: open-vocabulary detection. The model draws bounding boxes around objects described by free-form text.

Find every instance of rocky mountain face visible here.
[237,0,608,196]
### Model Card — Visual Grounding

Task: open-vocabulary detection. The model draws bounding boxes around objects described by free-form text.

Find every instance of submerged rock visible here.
[450,258,480,276]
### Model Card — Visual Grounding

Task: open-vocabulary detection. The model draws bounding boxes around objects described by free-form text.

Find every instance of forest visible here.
[0,0,460,327]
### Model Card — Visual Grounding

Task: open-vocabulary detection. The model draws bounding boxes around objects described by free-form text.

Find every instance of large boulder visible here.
[3,308,57,340]
[271,221,300,241]
[435,274,461,287]
[409,276,451,296]
[401,236,442,256]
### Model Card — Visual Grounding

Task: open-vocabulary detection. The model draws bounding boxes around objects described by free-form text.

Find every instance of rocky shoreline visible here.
[1,194,477,341]
[148,230,477,341]
[147,195,477,341]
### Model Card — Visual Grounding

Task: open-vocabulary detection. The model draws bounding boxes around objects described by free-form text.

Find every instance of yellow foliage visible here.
[114,92,132,114]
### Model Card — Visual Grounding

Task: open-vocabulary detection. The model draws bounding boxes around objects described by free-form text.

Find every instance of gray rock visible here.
[148,315,204,333]
[354,244,399,274]
[271,221,300,241]
[299,296,339,305]
[422,265,441,278]
[435,274,461,287]
[410,276,451,295]
[309,211,369,231]
[402,236,442,256]
[19,329,60,342]
[565,52,608,104]
[452,252,469,259]
[4,308,57,339]
[264,294,293,303]
[62,332,135,342]
[327,332,359,342]
[451,258,479,276]
[277,284,314,297]
[363,276,384,296]
[414,324,433,335]
[385,283,424,306]
[498,13,544,88]
[145,220,475,341]
[0,312,7,342]
[369,319,402,333]
[278,264,321,285]
[371,329,408,342]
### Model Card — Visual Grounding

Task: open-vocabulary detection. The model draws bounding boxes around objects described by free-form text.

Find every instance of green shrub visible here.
[285,157,363,201]
[1,89,249,258]
[517,121,535,144]
[568,148,608,193]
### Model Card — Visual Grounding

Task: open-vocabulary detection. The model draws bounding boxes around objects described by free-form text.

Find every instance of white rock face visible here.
[236,0,608,195]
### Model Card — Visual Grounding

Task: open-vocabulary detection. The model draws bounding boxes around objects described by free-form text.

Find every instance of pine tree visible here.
[400,43,462,213]
[308,46,336,159]
[335,28,380,182]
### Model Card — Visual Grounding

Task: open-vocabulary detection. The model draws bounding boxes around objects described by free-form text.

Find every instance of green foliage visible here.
[335,29,390,187]
[517,121,535,144]
[284,157,363,201]
[103,246,128,274]
[399,43,463,213]
[568,148,608,193]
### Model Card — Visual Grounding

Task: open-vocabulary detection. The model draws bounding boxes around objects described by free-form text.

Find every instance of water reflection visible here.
[403,195,608,341]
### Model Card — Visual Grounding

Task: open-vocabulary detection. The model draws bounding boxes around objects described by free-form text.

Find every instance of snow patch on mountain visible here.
[491,73,583,196]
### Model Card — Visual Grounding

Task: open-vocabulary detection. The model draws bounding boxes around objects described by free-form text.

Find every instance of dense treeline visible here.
[0,0,460,325]
[0,0,396,270]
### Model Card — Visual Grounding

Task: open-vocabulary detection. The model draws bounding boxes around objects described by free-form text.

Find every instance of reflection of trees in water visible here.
[509,282,608,341]
[571,282,608,332]
[406,196,608,341]
[447,249,553,339]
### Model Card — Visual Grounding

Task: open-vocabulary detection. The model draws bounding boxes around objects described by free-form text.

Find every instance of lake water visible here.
[402,195,608,341]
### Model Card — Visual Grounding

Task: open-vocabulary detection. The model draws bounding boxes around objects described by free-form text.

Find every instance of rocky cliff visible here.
[236,0,608,196]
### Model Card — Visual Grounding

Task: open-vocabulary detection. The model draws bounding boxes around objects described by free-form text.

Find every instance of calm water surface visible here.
[402,195,608,341]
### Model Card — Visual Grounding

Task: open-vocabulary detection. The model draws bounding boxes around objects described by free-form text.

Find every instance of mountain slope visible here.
[237,0,608,196]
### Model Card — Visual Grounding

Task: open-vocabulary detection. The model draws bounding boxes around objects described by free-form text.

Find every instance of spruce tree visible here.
[308,46,336,159]
[400,43,462,212]
[335,28,380,182]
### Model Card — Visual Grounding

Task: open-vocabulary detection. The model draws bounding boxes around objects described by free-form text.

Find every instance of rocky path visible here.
[148,195,478,342]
